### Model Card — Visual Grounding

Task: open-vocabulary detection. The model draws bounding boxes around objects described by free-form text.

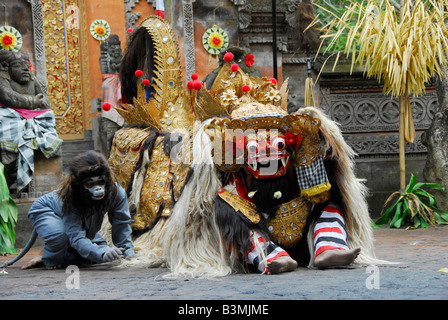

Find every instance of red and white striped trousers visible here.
[246,204,348,272]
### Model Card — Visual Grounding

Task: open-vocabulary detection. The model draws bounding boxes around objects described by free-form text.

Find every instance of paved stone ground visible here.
[1,226,447,305]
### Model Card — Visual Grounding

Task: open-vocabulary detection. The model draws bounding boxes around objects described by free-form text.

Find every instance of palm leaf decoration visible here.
[115,81,162,130]
[311,0,448,191]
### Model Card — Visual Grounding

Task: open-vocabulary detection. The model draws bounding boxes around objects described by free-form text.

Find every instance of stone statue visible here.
[99,34,124,157]
[0,50,62,192]
[100,34,123,75]
[0,51,50,110]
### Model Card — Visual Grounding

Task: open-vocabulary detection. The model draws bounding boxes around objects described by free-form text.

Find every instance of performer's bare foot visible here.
[21,256,44,270]
[314,248,361,269]
[266,256,298,274]
[21,256,63,270]
[45,264,64,270]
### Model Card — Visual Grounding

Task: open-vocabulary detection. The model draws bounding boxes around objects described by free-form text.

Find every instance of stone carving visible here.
[345,133,427,155]
[0,51,49,110]
[0,50,62,192]
[325,92,437,133]
[99,34,124,157]
[124,0,157,29]
[100,34,123,74]
[319,90,437,155]
[182,0,196,77]
[27,0,48,94]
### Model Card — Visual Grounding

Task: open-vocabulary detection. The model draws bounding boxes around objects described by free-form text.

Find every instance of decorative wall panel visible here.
[42,0,90,139]
[320,89,438,155]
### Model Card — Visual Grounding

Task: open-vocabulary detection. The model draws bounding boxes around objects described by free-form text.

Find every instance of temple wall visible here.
[1,1,438,248]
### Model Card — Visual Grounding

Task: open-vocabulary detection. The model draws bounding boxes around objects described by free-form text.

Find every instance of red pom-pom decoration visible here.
[191,73,199,80]
[223,52,234,62]
[245,54,255,67]
[241,85,251,92]
[269,78,277,85]
[102,102,111,112]
[187,81,194,90]
[142,79,150,86]
[192,80,203,91]
[231,63,239,72]
[135,70,144,77]
[127,28,133,34]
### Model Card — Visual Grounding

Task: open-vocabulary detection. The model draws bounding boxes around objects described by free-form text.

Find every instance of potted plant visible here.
[375,173,448,228]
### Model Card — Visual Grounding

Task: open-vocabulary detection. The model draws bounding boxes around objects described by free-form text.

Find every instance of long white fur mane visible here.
[295,107,389,266]
[101,108,390,277]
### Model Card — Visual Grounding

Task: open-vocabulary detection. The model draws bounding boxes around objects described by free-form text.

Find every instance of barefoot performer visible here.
[22,151,136,270]
[101,16,384,278]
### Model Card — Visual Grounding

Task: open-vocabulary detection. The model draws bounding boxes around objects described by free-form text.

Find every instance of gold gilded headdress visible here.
[115,16,195,131]
[196,58,322,172]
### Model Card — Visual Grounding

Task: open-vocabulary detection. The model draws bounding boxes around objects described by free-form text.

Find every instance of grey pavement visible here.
[1,225,447,305]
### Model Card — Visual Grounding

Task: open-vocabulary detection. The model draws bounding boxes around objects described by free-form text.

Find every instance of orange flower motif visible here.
[95,25,106,36]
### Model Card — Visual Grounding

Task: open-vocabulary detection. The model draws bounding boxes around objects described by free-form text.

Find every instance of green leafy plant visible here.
[376,173,448,228]
[0,162,18,254]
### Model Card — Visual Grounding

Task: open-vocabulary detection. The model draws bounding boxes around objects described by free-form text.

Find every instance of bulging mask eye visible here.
[271,137,286,150]
[246,140,258,153]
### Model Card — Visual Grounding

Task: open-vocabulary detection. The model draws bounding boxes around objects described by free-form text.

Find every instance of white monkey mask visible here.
[83,176,106,200]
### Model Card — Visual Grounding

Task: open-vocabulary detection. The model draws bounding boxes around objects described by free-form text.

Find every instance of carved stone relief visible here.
[183,0,196,77]
[319,88,438,155]
[325,91,438,133]
[230,0,300,52]
[27,0,48,94]
[124,0,156,29]
[99,34,123,74]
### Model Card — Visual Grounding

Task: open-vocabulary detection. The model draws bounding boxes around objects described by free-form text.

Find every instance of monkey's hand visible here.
[124,252,142,260]
[102,247,124,262]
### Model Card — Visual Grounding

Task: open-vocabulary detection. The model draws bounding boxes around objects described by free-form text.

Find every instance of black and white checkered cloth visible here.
[295,154,329,195]
[0,107,62,191]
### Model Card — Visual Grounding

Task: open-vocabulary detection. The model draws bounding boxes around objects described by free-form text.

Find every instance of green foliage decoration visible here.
[376,173,448,228]
[0,162,18,254]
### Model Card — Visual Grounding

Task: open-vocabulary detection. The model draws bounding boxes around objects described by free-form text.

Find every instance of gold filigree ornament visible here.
[115,16,194,132]
[217,188,260,224]
[268,197,312,249]
[109,127,154,190]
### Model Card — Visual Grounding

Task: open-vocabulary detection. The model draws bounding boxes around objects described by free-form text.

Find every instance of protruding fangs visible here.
[280,156,289,168]
[249,162,257,171]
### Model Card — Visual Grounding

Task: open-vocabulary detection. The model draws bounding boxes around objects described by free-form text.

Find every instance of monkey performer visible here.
[22,151,136,270]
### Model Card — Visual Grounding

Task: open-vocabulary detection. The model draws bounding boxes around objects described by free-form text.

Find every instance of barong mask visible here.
[197,60,331,203]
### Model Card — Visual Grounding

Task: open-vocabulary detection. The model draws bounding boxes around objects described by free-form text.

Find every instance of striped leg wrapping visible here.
[314,205,349,257]
[247,231,289,273]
